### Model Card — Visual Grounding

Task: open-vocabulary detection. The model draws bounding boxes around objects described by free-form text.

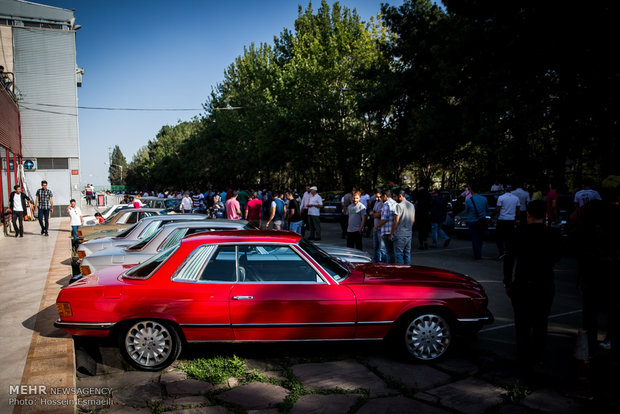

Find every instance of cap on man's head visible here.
[310,186,318,191]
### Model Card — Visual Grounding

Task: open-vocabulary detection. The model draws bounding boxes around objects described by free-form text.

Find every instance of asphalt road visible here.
[316,218,583,378]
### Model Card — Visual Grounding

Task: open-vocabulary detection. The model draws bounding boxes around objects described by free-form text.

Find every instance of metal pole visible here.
[13,153,17,186]
[6,148,11,196]
[0,148,4,219]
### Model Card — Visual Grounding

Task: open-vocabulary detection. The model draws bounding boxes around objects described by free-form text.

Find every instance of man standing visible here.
[300,185,312,237]
[285,191,303,234]
[237,189,250,216]
[370,190,385,262]
[181,193,192,213]
[464,184,488,260]
[495,185,520,260]
[390,189,415,264]
[375,190,397,263]
[35,180,53,236]
[504,200,561,370]
[66,199,84,245]
[574,179,601,209]
[265,191,286,230]
[8,185,30,238]
[245,192,263,229]
[346,192,366,250]
[341,187,355,239]
[225,191,242,220]
[307,186,323,240]
[512,183,530,227]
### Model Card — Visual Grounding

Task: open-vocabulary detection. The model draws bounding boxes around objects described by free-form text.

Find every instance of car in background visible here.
[76,208,165,242]
[79,219,254,277]
[76,214,208,259]
[56,230,492,371]
[140,196,183,212]
[81,204,131,226]
[320,191,343,220]
[452,193,501,235]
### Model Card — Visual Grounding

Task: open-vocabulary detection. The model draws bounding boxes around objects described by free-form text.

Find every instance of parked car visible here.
[319,191,344,220]
[76,208,165,242]
[314,243,372,263]
[140,196,182,212]
[76,214,208,259]
[452,193,501,235]
[81,204,130,226]
[79,219,253,276]
[56,230,492,371]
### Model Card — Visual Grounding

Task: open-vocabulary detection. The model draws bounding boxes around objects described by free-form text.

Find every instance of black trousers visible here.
[12,211,24,236]
[346,231,363,250]
[511,284,554,364]
[496,220,515,255]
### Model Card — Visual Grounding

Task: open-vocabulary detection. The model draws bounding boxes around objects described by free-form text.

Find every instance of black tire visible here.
[118,320,181,371]
[399,312,452,362]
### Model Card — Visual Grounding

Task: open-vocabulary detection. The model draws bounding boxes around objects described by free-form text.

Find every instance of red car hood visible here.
[350,263,482,289]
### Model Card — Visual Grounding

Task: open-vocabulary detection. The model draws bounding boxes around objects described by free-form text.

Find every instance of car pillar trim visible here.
[54,320,116,330]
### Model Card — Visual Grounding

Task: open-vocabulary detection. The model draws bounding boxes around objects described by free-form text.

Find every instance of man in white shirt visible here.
[300,185,312,237]
[574,181,601,208]
[66,198,84,245]
[181,193,192,213]
[307,186,323,240]
[511,185,530,227]
[495,186,520,259]
[8,184,30,238]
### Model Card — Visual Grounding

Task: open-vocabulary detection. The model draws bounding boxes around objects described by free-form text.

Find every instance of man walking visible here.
[346,192,366,250]
[66,199,84,247]
[495,185,520,260]
[307,186,323,240]
[390,189,415,264]
[375,190,397,263]
[35,180,53,236]
[8,184,30,238]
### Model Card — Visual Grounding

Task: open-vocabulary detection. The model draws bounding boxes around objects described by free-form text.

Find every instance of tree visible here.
[108,145,127,186]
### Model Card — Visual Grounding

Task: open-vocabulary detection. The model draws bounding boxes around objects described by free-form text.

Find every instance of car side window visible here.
[115,212,130,224]
[159,228,188,251]
[238,245,321,283]
[173,245,216,281]
[199,245,237,282]
[125,212,139,224]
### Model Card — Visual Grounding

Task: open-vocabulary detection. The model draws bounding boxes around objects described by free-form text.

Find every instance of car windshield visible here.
[123,245,177,280]
[138,221,162,239]
[126,228,162,251]
[165,199,181,209]
[99,205,117,217]
[114,222,139,239]
[298,239,349,282]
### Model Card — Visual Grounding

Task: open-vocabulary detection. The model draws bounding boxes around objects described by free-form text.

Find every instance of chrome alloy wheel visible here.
[125,321,173,368]
[404,313,451,361]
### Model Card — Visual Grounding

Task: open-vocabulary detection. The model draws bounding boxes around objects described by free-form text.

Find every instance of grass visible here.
[179,355,246,385]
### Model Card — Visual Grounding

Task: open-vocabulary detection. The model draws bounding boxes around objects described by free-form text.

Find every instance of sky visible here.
[37,0,404,187]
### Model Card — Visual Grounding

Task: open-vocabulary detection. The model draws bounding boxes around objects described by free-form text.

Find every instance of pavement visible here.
[0,212,616,413]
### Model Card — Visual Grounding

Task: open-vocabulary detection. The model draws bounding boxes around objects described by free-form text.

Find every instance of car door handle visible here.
[231,296,253,300]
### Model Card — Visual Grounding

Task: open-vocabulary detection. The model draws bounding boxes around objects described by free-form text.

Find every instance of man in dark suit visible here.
[8,185,31,237]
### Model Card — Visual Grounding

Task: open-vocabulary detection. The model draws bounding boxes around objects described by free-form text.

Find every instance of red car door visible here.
[229,245,357,341]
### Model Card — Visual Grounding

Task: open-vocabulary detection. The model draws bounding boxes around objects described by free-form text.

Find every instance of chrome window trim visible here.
[157,228,188,252]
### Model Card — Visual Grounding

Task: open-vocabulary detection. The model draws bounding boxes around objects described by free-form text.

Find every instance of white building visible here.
[0,0,82,216]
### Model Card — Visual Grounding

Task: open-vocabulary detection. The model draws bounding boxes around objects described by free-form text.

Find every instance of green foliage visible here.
[178,355,246,385]
[108,145,127,185]
[125,0,620,192]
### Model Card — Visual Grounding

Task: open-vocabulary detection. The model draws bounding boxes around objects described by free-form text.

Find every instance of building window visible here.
[37,158,68,169]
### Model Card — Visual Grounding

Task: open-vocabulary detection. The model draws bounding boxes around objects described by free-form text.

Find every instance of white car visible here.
[76,214,208,259]
[81,204,130,226]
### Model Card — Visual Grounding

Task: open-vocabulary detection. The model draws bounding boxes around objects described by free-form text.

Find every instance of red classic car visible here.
[55,231,492,371]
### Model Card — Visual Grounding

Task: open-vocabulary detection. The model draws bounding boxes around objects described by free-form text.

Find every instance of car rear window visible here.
[123,245,177,280]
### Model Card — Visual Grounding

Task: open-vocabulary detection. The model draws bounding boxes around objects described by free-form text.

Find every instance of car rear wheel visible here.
[402,312,451,361]
[119,320,181,371]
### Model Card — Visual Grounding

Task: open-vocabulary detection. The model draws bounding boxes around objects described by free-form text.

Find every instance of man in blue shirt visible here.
[465,184,488,260]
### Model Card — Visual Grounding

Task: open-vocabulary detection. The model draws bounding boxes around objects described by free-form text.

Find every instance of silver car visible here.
[79,220,253,276]
[77,214,208,259]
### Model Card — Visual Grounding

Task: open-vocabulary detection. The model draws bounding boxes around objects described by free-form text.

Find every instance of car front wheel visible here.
[402,313,451,361]
[119,320,181,371]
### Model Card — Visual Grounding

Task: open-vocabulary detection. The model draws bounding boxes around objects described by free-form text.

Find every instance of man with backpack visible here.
[266,191,287,230]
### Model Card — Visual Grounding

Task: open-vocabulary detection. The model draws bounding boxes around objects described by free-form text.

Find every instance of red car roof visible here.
[181,229,302,247]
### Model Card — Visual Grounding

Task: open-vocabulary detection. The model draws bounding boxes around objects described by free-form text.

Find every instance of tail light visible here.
[80,265,91,276]
[56,302,73,317]
[77,250,86,259]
